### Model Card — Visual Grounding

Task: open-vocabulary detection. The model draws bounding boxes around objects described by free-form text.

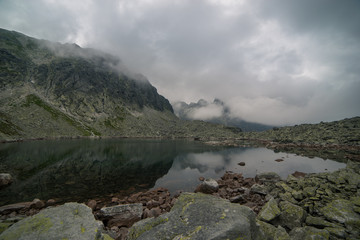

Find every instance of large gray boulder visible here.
[0,202,112,240]
[127,192,264,240]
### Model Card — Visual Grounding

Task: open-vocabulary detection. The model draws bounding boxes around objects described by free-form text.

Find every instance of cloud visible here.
[188,103,224,121]
[0,0,359,125]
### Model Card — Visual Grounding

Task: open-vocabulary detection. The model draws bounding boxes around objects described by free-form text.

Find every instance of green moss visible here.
[0,113,22,136]
[172,226,202,240]
[127,217,169,239]
[102,234,114,240]
[0,213,53,240]
[0,222,13,234]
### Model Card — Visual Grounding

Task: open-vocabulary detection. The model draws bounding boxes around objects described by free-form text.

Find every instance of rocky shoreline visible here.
[205,138,360,163]
[1,160,360,239]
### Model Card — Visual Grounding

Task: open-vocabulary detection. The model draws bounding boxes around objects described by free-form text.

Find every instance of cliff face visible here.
[0,29,241,141]
[0,28,172,140]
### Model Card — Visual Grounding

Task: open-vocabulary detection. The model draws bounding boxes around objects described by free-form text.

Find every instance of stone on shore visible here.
[0,202,31,215]
[30,199,45,209]
[0,202,112,240]
[194,178,219,194]
[0,173,13,188]
[127,192,264,240]
[98,203,143,228]
[255,172,281,184]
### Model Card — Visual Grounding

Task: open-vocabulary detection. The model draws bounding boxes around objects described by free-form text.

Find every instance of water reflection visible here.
[153,147,346,193]
[0,139,346,205]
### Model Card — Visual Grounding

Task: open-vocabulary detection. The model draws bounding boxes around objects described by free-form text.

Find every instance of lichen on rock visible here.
[128,192,264,240]
[0,202,109,240]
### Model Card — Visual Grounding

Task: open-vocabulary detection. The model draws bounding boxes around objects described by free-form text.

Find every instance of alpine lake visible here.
[0,138,346,206]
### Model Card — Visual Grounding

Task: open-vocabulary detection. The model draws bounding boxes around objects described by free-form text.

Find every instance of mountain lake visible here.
[0,138,346,205]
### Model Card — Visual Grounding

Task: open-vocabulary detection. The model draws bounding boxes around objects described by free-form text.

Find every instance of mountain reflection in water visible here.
[0,139,345,205]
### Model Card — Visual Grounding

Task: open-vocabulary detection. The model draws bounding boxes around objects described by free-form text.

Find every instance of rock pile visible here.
[196,172,274,213]
[90,187,178,239]
[256,160,360,239]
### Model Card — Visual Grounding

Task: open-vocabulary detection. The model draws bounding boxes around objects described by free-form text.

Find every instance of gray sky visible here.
[1,0,359,125]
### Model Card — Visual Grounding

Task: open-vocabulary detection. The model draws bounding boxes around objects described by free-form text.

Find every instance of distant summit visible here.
[173,99,274,132]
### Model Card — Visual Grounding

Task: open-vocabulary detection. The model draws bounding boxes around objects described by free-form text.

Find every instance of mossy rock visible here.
[279,201,306,230]
[320,199,360,224]
[0,202,111,240]
[289,226,330,240]
[128,192,264,240]
[257,220,290,240]
[0,222,13,234]
[258,198,281,222]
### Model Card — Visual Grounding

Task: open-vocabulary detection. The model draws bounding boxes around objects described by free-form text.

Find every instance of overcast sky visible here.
[1,0,359,125]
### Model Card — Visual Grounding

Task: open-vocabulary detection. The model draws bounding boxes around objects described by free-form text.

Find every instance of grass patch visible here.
[24,94,101,136]
[0,112,22,136]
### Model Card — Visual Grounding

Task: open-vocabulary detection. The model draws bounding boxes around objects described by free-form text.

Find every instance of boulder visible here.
[289,226,330,240]
[320,199,360,224]
[279,201,306,229]
[30,199,45,209]
[98,203,143,228]
[194,178,219,194]
[305,216,338,228]
[324,226,347,239]
[127,192,264,240]
[257,198,281,222]
[255,172,281,184]
[275,226,290,240]
[250,184,268,195]
[257,220,290,240]
[0,173,13,188]
[87,199,97,210]
[46,199,56,206]
[143,207,162,219]
[0,202,112,240]
[229,194,246,203]
[0,202,31,215]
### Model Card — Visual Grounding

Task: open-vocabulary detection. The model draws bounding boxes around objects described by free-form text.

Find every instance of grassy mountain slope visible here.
[0,28,240,141]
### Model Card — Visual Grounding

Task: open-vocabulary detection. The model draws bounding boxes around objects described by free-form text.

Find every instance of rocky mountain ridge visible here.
[0,28,240,141]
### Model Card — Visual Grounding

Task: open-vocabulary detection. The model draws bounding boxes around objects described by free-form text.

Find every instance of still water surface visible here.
[0,139,345,205]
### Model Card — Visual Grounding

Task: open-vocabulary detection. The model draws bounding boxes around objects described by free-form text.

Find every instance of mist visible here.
[1,0,359,125]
